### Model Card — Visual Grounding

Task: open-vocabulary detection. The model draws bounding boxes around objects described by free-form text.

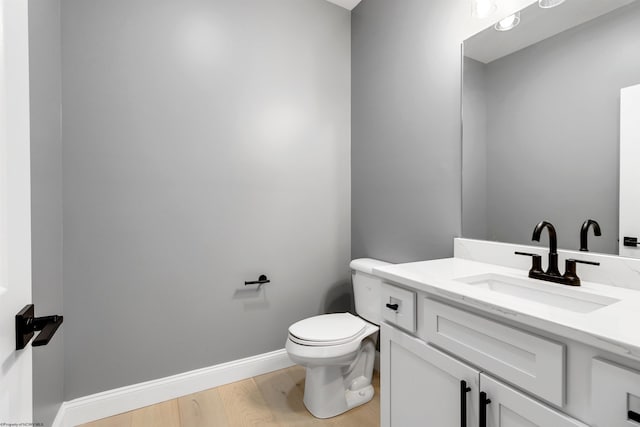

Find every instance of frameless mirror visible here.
[462,0,640,255]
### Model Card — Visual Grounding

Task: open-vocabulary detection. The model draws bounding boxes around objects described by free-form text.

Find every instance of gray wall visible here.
[61,0,351,399]
[351,0,464,262]
[462,57,488,241]
[29,0,64,425]
[464,2,640,254]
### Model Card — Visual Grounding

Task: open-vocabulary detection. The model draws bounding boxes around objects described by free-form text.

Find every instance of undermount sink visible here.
[455,273,620,313]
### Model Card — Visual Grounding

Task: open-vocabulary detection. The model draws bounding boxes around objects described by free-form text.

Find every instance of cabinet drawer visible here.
[592,358,640,427]
[381,283,416,332]
[423,298,565,406]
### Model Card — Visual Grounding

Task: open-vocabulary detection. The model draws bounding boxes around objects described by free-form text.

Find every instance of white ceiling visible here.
[325,0,363,11]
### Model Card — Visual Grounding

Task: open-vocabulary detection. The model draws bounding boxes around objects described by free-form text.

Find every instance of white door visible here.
[381,323,480,427]
[619,84,640,258]
[480,374,587,427]
[0,0,33,423]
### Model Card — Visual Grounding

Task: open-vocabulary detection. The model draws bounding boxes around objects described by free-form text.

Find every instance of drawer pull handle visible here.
[385,303,399,311]
[479,391,491,427]
[460,380,471,427]
[630,411,640,423]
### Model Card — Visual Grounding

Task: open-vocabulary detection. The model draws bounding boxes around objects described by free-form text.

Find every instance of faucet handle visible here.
[514,252,544,275]
[515,251,539,257]
[567,259,600,266]
[563,259,600,286]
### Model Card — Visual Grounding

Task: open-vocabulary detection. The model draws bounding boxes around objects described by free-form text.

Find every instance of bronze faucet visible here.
[515,221,599,286]
[580,219,601,252]
[532,220,561,276]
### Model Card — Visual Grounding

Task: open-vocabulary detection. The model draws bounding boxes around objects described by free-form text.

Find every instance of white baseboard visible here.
[52,349,294,427]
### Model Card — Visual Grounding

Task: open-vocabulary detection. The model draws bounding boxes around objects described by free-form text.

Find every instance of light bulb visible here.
[494,12,521,31]
[473,0,497,18]
[539,0,566,9]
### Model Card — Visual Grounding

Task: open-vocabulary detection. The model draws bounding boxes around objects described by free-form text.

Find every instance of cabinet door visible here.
[381,323,480,427]
[480,374,588,427]
[591,358,640,427]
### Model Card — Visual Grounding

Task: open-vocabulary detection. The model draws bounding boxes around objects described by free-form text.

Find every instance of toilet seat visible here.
[288,313,367,346]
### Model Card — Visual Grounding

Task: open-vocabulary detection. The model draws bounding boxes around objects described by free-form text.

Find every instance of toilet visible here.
[285,258,391,419]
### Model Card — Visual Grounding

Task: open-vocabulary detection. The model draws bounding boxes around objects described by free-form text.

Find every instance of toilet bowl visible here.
[285,258,391,419]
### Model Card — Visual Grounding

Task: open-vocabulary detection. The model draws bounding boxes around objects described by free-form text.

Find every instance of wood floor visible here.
[81,366,380,427]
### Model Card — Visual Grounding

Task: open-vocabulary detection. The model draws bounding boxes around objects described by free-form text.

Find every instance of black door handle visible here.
[385,303,399,311]
[460,380,471,427]
[480,391,491,427]
[629,411,640,423]
[15,304,63,350]
[32,316,63,346]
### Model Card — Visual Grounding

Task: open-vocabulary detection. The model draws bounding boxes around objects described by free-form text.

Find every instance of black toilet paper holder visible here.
[245,274,270,286]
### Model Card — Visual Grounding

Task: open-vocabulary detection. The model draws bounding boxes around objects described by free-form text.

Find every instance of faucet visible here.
[531,220,561,276]
[580,219,601,251]
[515,220,600,286]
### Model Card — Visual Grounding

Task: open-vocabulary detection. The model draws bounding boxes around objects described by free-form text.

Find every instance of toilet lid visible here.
[288,313,366,345]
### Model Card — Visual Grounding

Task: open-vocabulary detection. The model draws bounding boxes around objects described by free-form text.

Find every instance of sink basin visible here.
[455,273,619,313]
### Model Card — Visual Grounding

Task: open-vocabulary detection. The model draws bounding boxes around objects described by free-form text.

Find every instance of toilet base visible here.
[301,338,376,419]
[303,371,375,419]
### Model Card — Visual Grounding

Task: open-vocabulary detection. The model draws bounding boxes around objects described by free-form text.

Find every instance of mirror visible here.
[462,0,640,255]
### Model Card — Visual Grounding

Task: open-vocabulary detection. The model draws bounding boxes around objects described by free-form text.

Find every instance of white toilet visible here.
[285,258,391,419]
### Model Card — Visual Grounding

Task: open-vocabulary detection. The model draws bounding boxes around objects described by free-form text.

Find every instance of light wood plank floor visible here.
[81,366,380,427]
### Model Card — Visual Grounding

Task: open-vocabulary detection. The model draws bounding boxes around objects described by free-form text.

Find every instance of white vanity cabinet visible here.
[381,322,588,427]
[374,253,640,426]
[379,280,595,427]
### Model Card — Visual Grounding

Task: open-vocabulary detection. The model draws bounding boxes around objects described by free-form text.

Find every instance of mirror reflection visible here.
[462,0,640,255]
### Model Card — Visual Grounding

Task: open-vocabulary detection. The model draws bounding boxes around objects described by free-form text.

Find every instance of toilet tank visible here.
[350,258,392,325]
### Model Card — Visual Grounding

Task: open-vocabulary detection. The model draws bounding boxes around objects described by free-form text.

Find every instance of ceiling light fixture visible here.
[473,0,497,18]
[539,0,566,8]
[494,12,521,31]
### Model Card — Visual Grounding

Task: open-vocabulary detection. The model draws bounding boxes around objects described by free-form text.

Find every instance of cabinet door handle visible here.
[479,391,491,427]
[460,380,471,427]
[630,411,640,423]
[385,303,399,311]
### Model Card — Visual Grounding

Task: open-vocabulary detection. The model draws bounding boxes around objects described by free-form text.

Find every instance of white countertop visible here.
[373,257,640,361]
